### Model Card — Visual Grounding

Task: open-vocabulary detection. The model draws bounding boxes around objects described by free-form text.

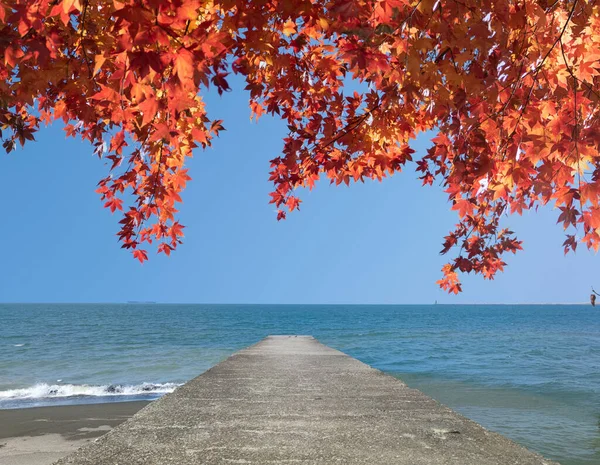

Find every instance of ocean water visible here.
[0,304,598,464]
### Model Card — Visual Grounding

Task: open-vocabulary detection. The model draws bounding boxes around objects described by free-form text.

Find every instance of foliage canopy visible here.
[1,0,599,292]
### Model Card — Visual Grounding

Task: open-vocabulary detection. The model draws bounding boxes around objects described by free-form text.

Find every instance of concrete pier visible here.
[55,336,558,464]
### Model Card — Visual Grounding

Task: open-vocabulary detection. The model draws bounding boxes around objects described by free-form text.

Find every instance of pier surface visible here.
[55,336,557,464]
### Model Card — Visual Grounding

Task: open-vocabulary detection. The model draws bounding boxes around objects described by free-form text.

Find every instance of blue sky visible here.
[0,84,597,304]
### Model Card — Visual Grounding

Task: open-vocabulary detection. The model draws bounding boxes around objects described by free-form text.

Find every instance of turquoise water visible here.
[0,304,598,464]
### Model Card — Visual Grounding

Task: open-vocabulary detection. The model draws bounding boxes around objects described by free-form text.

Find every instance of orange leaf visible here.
[133,249,148,263]
[138,95,159,127]
[93,55,106,75]
[62,0,80,13]
[451,198,475,218]
[282,20,297,36]
[174,49,195,83]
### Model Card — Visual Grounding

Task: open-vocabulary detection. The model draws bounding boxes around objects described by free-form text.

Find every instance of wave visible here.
[0,382,182,401]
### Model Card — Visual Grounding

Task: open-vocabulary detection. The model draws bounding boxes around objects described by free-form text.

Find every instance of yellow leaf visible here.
[282,20,296,37]
[62,0,81,13]
[93,55,106,76]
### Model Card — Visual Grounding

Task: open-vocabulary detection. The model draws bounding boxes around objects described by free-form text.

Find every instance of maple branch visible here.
[78,0,94,79]
[559,35,586,219]
[434,47,451,64]
[157,23,184,46]
[545,0,564,13]
[365,0,422,42]
[450,0,479,15]
[315,101,383,151]
[455,222,476,259]
[496,1,579,162]
[490,3,573,103]
[456,20,539,147]
[447,49,460,74]
[572,76,600,101]
[557,42,600,129]
[498,24,534,113]
[131,143,165,246]
[537,0,579,72]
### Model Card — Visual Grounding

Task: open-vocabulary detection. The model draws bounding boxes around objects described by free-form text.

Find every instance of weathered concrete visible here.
[55,336,559,464]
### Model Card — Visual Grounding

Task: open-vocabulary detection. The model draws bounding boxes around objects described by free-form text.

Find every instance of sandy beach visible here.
[0,401,148,465]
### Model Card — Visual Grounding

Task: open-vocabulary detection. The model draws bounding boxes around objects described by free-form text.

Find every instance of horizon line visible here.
[0,301,592,306]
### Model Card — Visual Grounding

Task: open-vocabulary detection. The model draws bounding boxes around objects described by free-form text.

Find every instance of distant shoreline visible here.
[0,302,593,306]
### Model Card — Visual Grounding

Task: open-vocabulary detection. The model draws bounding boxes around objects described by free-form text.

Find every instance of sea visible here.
[0,303,598,464]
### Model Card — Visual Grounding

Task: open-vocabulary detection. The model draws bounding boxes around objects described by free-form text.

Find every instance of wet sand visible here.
[0,401,148,465]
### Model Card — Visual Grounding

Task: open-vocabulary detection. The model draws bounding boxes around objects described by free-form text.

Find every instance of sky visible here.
[0,82,598,304]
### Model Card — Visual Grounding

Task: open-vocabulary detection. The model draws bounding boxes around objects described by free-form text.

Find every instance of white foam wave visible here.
[0,382,181,401]
[13,344,25,347]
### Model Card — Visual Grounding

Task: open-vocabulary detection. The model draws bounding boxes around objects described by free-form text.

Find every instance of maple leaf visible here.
[437,265,462,295]
[133,249,148,264]
[174,49,195,84]
[177,1,201,21]
[169,222,185,241]
[158,243,173,256]
[104,198,123,213]
[557,206,579,230]
[171,170,192,189]
[4,46,24,68]
[286,196,301,211]
[138,96,159,127]
[93,55,106,76]
[91,85,119,103]
[62,0,80,14]
[452,198,475,218]
[282,20,297,37]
